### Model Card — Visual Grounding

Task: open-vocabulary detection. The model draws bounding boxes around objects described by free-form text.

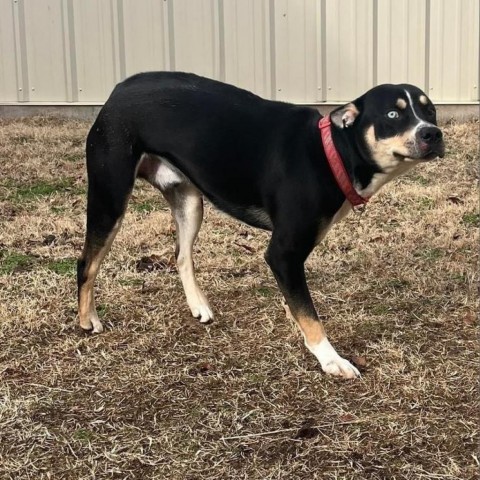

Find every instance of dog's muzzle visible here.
[416,125,445,160]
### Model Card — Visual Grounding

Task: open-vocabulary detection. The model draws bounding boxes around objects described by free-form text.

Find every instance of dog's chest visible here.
[315,201,351,245]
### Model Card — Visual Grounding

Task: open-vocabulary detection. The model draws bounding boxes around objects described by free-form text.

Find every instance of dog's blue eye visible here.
[387,111,399,119]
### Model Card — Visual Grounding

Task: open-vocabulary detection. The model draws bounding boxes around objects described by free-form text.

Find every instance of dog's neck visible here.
[328,125,415,198]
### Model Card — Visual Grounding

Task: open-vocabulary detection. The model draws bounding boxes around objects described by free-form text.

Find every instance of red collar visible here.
[318,115,369,209]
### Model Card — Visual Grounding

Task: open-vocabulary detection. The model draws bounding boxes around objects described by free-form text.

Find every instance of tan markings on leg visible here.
[396,98,407,109]
[283,306,359,378]
[419,95,428,105]
[295,312,327,346]
[78,221,122,333]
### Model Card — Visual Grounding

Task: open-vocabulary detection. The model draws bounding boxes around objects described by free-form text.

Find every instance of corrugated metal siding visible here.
[0,0,478,104]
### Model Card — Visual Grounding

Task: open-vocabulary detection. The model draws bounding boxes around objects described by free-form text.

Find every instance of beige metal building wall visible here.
[0,0,478,105]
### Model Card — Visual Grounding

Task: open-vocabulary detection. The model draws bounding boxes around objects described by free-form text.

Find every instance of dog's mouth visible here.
[394,143,445,162]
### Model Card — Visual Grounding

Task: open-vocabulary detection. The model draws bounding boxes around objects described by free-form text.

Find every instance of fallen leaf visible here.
[447,195,464,204]
[351,355,367,368]
[294,418,318,440]
[234,241,256,253]
[338,413,357,423]
[136,254,176,273]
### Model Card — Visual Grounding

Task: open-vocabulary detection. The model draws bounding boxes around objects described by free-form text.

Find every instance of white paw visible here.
[320,356,360,379]
[91,316,104,333]
[79,312,104,334]
[308,338,361,379]
[190,304,214,323]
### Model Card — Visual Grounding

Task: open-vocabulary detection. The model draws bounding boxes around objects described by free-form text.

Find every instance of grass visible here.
[45,258,76,276]
[0,250,35,274]
[0,117,478,480]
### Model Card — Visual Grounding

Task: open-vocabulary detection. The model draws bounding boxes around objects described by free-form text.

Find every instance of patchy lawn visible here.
[0,117,478,480]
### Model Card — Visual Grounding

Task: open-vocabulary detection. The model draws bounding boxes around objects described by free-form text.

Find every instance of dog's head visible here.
[330,84,445,173]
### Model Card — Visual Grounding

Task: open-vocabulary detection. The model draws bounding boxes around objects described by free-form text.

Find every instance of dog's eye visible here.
[427,107,436,117]
[386,110,399,119]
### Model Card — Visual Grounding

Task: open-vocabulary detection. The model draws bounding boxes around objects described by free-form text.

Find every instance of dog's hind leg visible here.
[139,155,213,323]
[77,125,138,332]
[164,183,214,323]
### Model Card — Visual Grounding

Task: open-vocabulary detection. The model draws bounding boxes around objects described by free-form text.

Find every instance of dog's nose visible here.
[418,126,443,144]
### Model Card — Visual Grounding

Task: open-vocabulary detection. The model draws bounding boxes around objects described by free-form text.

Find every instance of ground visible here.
[0,117,478,480]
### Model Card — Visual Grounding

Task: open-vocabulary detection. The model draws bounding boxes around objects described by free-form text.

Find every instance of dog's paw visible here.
[79,313,104,334]
[320,356,360,379]
[308,338,360,379]
[190,304,214,324]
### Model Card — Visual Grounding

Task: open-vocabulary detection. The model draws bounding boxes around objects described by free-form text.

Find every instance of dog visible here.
[77,72,445,379]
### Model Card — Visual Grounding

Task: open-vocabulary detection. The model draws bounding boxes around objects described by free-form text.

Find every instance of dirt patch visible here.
[0,117,478,479]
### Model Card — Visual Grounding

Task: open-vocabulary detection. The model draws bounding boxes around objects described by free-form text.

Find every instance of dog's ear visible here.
[330,102,360,129]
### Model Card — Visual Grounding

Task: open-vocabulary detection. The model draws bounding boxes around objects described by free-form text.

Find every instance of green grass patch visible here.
[462,212,479,227]
[50,205,67,214]
[119,278,144,287]
[418,197,435,210]
[72,428,95,443]
[64,152,83,163]
[0,251,35,274]
[386,278,410,290]
[46,258,76,276]
[255,286,274,298]
[96,304,108,318]
[369,304,391,316]
[411,175,430,186]
[414,247,443,261]
[2,178,85,202]
[131,200,157,213]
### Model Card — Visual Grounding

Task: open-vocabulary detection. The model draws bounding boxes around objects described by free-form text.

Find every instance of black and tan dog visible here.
[77,72,444,379]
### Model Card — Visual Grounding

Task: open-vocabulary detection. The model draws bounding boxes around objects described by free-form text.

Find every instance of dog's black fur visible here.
[78,72,444,378]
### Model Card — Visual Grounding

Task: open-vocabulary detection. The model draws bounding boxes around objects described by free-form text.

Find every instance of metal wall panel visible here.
[0,0,17,101]
[222,0,272,98]
[171,0,220,78]
[273,0,319,102]
[429,0,479,102]
[0,0,478,104]
[376,0,427,88]
[72,0,117,102]
[121,0,171,76]
[325,0,374,101]
[23,0,68,101]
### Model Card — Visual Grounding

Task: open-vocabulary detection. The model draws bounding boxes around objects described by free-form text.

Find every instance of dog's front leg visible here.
[265,231,360,379]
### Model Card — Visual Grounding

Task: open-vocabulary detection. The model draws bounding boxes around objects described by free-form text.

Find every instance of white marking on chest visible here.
[358,160,418,198]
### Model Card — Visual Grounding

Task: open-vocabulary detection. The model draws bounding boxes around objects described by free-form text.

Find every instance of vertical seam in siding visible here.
[61,0,72,101]
[167,0,176,70]
[67,0,78,102]
[424,0,430,93]
[13,0,29,102]
[372,0,378,86]
[217,0,225,81]
[117,0,126,80]
[320,0,326,102]
[110,0,118,82]
[269,0,276,100]
[11,0,22,101]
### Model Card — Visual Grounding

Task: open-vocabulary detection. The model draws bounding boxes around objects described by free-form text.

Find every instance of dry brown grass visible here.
[0,116,478,480]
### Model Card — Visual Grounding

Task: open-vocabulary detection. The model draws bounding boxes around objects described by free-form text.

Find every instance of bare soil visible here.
[0,117,478,479]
